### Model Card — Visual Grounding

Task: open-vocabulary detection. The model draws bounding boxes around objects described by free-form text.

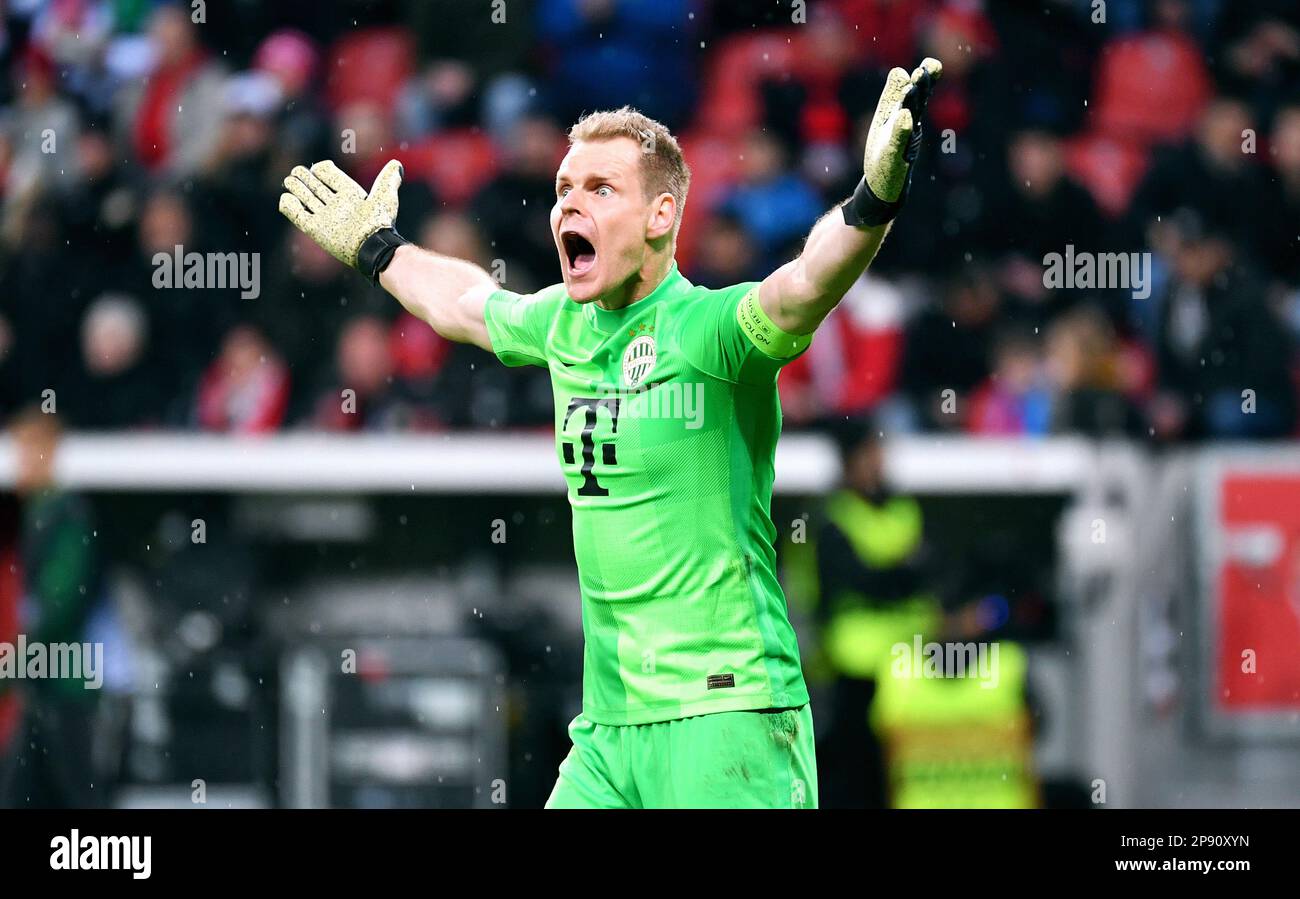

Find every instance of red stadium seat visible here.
[400,130,499,207]
[694,30,803,136]
[0,542,19,751]
[390,311,452,380]
[675,130,746,272]
[1092,32,1210,148]
[325,27,415,112]
[1064,131,1151,219]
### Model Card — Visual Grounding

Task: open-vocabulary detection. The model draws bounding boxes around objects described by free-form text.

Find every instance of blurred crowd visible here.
[0,0,1297,441]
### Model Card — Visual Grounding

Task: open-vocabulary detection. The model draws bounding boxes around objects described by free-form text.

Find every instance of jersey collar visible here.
[584,262,688,333]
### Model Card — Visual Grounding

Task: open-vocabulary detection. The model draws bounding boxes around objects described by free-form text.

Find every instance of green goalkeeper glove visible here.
[842,57,943,228]
[278,158,410,282]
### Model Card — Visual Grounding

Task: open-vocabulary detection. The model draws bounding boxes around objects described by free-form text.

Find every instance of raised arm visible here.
[278,159,496,352]
[759,58,942,335]
[379,245,495,350]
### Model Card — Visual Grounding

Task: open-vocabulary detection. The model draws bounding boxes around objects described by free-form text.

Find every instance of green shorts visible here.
[545,704,818,809]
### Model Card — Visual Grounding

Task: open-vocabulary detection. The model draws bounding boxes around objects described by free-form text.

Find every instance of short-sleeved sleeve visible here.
[676,282,812,385]
[482,284,565,368]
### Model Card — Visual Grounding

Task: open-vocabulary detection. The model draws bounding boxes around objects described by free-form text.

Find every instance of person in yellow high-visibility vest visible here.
[793,420,940,808]
[783,421,1041,808]
[871,637,1040,808]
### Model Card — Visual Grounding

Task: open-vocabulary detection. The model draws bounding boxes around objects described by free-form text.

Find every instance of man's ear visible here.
[646,192,676,241]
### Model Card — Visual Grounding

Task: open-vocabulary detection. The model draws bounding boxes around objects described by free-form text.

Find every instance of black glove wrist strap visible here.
[841,174,910,228]
[358,227,411,283]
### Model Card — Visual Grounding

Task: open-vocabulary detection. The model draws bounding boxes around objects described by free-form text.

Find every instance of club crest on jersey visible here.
[622,334,657,388]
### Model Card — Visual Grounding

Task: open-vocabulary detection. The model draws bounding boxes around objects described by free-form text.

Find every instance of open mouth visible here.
[561,230,597,277]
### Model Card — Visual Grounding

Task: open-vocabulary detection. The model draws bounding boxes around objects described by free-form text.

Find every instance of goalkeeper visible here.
[280,59,942,809]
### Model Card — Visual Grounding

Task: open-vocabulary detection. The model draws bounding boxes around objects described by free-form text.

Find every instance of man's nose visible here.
[558,191,585,217]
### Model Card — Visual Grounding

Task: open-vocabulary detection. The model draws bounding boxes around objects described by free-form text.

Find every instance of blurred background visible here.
[0,0,1298,808]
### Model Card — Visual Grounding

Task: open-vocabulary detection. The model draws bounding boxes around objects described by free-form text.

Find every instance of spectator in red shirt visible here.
[115,2,227,177]
[194,325,290,433]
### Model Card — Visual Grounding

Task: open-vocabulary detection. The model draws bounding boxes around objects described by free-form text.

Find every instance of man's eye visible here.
[596,186,613,197]
[557,186,570,198]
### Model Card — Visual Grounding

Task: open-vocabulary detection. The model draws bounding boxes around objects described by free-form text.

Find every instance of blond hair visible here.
[568,106,691,231]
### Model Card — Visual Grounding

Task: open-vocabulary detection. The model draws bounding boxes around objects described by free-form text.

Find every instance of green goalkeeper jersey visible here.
[483,263,810,725]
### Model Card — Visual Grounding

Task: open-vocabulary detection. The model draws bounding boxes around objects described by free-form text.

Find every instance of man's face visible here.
[552,137,655,304]
[12,421,57,495]
[846,441,884,496]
